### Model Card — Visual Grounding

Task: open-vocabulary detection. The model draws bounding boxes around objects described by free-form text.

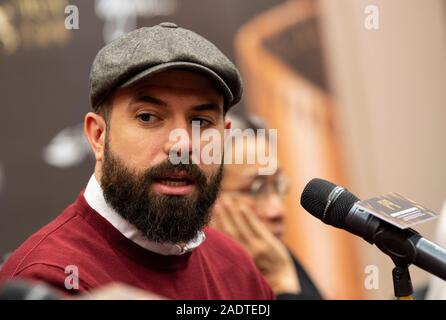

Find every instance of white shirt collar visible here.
[83,174,205,256]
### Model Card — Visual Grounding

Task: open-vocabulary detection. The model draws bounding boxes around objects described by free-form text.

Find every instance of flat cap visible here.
[90,22,243,111]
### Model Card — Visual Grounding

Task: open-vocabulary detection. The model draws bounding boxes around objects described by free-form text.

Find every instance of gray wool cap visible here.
[89,22,243,111]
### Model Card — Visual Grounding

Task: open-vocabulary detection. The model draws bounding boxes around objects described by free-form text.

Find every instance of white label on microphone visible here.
[357,192,438,229]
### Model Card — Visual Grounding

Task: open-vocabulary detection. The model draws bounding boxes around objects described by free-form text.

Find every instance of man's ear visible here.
[84,112,107,162]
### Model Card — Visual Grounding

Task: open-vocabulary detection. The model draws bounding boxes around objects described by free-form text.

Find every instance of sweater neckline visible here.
[74,192,194,271]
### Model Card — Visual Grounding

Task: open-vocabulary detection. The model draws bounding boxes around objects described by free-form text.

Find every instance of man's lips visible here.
[152,171,197,196]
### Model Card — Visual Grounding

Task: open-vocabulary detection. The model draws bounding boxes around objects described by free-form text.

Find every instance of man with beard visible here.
[0,23,274,299]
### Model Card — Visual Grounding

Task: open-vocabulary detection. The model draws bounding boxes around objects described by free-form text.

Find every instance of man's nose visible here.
[163,120,198,163]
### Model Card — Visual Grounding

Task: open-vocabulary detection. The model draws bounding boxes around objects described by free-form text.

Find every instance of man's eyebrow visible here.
[130,95,167,106]
[191,103,223,114]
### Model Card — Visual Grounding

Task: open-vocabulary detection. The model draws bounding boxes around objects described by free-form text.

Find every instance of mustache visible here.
[143,161,207,186]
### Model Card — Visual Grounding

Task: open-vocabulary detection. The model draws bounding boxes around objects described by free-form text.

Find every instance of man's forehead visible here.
[107,69,226,113]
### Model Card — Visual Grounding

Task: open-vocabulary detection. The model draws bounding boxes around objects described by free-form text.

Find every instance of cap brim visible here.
[120,61,234,108]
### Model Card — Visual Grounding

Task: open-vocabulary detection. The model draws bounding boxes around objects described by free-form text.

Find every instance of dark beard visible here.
[100,143,223,244]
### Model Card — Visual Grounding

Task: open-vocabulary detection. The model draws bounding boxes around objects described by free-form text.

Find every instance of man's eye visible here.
[137,113,159,123]
[191,118,212,128]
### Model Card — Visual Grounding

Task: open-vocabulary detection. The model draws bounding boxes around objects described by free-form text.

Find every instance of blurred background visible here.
[0,0,445,299]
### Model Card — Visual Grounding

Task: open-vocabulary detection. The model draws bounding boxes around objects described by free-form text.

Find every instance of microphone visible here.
[300,178,446,281]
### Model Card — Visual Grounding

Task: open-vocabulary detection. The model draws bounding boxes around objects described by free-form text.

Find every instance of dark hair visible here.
[95,97,112,128]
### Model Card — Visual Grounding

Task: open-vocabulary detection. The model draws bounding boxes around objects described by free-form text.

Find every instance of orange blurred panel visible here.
[235,0,364,299]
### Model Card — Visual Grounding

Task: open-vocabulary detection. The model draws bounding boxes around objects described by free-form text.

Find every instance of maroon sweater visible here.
[0,193,274,299]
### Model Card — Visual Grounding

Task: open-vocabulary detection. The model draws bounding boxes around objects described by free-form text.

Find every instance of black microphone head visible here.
[300,178,360,228]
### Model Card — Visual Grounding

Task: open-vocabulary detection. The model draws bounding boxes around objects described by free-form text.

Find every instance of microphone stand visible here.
[366,223,419,300]
[392,263,413,300]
